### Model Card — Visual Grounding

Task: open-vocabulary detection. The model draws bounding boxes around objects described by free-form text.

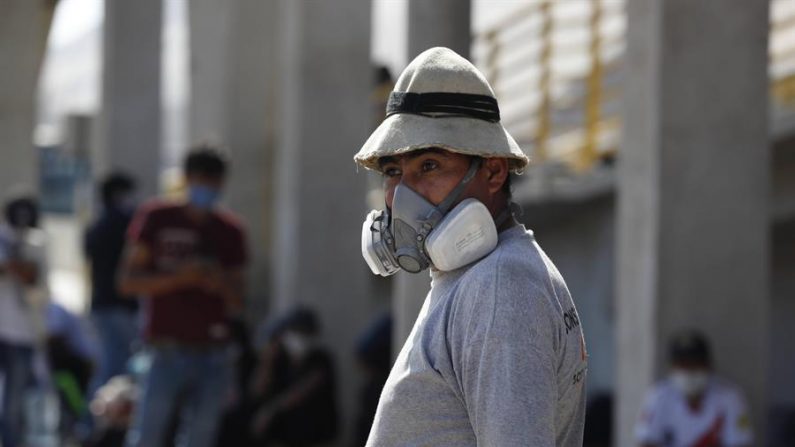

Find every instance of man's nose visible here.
[385,186,396,209]
[386,179,413,210]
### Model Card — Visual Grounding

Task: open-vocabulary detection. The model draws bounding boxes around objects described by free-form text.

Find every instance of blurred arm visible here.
[118,242,197,298]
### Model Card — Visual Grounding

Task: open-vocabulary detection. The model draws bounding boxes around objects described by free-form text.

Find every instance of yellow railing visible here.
[473,0,625,172]
[474,0,795,173]
[771,0,795,109]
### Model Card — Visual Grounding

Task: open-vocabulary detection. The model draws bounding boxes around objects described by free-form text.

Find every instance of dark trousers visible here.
[0,340,34,447]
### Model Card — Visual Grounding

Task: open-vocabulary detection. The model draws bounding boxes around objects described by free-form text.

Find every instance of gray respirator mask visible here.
[362,158,512,276]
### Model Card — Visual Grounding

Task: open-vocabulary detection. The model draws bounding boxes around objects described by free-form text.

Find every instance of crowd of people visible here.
[0,147,391,447]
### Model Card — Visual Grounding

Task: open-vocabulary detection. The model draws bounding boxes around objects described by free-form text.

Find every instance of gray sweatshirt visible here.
[366,225,587,447]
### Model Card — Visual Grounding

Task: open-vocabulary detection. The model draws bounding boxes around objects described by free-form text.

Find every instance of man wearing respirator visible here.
[355,47,588,446]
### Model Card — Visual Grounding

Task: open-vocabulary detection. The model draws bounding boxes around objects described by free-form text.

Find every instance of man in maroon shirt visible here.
[120,147,247,447]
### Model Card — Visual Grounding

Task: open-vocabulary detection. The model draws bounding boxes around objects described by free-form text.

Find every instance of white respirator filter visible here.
[361,209,400,276]
[425,198,499,271]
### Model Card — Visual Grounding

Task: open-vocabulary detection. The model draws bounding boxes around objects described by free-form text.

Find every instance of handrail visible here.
[536,1,553,162]
[771,0,795,109]
[581,0,604,171]
[474,0,795,174]
[473,0,624,172]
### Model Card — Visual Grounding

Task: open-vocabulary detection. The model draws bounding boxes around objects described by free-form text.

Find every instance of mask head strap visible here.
[424,157,483,225]
[495,202,522,228]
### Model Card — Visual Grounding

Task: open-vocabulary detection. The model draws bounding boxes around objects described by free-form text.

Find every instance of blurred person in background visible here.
[213,318,260,447]
[119,146,248,447]
[216,311,290,447]
[355,47,588,446]
[635,329,753,447]
[85,172,139,392]
[0,194,49,447]
[44,299,98,437]
[247,307,338,447]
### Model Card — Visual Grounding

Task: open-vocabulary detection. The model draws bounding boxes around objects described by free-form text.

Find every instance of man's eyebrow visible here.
[378,148,450,168]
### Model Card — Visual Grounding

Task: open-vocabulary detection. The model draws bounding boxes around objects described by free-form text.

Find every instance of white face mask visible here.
[361,158,508,276]
[282,332,312,359]
[671,370,710,397]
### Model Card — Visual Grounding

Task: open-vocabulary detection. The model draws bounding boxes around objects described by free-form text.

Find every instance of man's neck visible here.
[184,203,212,223]
[498,217,518,233]
[492,197,517,233]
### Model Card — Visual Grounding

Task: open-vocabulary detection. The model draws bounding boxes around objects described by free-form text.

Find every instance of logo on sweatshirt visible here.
[563,307,580,335]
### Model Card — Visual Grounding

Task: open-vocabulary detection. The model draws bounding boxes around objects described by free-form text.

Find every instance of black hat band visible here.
[386,92,501,123]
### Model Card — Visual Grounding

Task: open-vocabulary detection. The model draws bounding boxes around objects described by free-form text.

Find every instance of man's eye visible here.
[383,167,401,178]
[421,160,439,172]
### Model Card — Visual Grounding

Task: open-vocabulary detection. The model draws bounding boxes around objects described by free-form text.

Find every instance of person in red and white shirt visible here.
[636,330,753,447]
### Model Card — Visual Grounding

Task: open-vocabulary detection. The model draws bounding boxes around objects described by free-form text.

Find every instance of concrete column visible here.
[273,0,373,442]
[392,0,472,354]
[0,1,55,193]
[222,0,279,322]
[187,0,231,144]
[617,0,770,445]
[98,0,162,198]
[188,0,278,322]
[408,0,471,59]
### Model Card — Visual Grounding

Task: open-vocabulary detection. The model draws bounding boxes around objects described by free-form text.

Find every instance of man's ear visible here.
[483,158,509,195]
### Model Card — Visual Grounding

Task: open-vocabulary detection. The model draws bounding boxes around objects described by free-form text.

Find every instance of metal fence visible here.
[474,0,795,173]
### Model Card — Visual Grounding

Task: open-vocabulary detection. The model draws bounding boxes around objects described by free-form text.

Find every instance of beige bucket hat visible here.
[354,47,529,173]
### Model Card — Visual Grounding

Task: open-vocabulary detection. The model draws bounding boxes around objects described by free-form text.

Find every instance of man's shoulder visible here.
[649,379,678,400]
[458,228,550,297]
[89,210,130,233]
[136,200,183,219]
[448,228,559,331]
[709,377,747,405]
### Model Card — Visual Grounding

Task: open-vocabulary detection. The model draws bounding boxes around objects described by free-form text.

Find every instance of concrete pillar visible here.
[408,0,471,59]
[0,1,55,193]
[98,0,162,198]
[392,0,472,354]
[617,0,770,445]
[187,0,231,144]
[188,0,278,322]
[273,0,373,443]
[223,0,279,322]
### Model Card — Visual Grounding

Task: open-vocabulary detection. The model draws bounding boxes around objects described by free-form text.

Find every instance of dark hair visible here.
[184,146,227,179]
[100,172,135,207]
[374,65,393,85]
[4,196,39,229]
[669,329,711,365]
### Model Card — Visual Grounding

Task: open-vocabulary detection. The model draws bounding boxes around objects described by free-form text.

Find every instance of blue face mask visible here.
[188,185,220,210]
